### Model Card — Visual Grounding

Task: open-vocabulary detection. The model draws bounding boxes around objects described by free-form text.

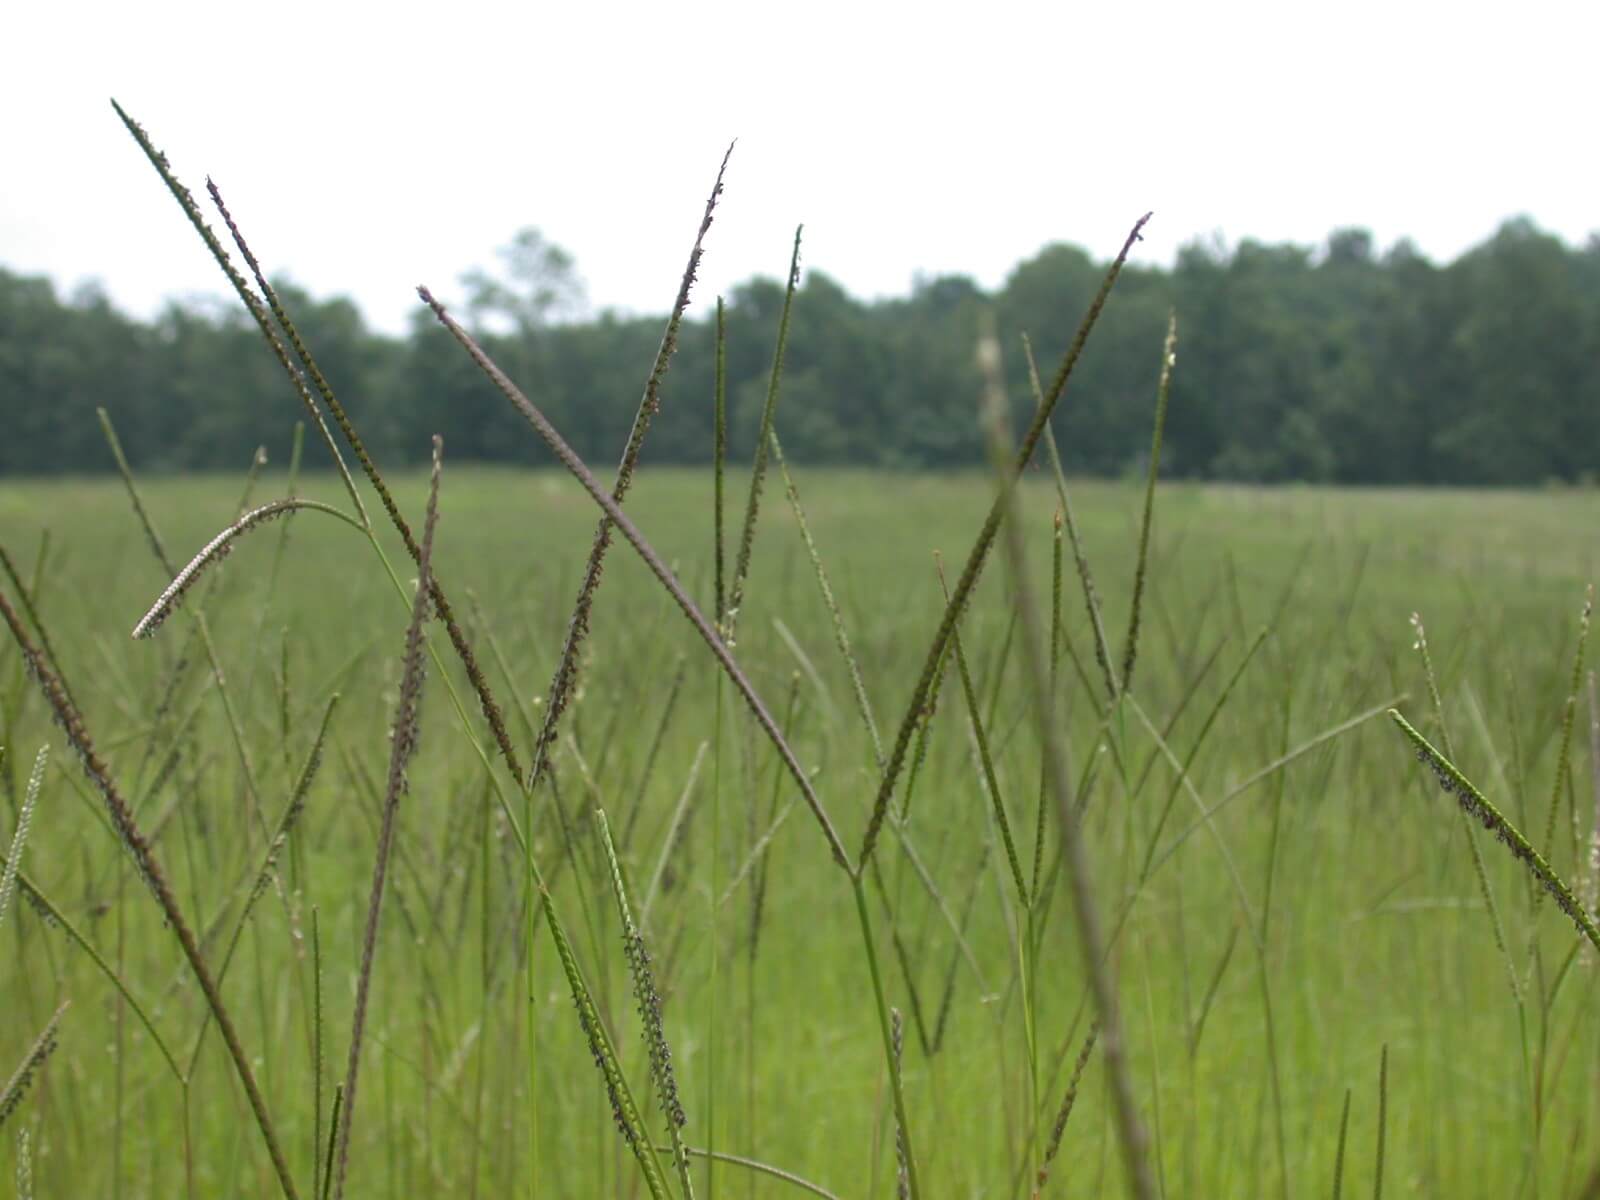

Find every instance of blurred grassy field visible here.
[1,465,1598,1197]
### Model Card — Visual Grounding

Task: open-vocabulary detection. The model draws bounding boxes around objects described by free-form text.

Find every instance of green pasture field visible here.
[1,465,1598,1197]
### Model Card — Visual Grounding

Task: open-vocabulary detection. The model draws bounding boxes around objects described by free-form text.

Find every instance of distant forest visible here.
[3,218,1597,484]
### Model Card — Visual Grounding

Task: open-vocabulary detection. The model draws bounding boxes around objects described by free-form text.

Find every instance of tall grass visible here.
[1,100,1598,1198]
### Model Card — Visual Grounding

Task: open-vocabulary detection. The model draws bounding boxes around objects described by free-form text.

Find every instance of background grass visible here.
[1,466,1598,1196]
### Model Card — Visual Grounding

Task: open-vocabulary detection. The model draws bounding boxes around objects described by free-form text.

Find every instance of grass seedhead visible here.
[1120,310,1176,693]
[0,583,300,1195]
[527,146,732,796]
[132,500,361,639]
[1410,612,1517,994]
[0,746,45,931]
[1034,1021,1099,1198]
[1390,708,1600,953]
[204,173,529,785]
[726,226,803,645]
[859,213,1150,871]
[597,810,694,1198]
[543,882,673,1198]
[418,287,849,869]
[109,104,363,518]
[115,101,525,786]
[0,1002,67,1132]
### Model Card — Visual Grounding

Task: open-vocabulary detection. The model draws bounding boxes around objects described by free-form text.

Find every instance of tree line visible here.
[2,219,1596,484]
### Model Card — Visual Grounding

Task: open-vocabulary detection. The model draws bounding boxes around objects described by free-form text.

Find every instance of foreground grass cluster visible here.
[2,103,1600,1197]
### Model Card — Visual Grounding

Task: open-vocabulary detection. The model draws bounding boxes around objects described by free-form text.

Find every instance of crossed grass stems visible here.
[2,100,1598,1197]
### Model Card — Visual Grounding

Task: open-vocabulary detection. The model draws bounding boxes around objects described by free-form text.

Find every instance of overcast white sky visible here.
[5,0,1596,334]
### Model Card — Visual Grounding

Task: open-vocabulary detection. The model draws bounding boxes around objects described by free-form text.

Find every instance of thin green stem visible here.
[850,875,922,1200]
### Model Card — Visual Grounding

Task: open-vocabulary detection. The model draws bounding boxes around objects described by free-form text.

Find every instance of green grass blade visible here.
[771,431,883,767]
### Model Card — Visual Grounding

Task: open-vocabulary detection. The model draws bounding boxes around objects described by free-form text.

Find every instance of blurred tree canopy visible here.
[2,220,1596,483]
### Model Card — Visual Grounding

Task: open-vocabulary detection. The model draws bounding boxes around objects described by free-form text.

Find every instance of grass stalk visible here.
[714,297,728,629]
[0,747,45,932]
[850,874,923,1199]
[707,684,723,1200]
[540,883,673,1198]
[977,315,1155,1200]
[595,811,694,1198]
[202,175,528,784]
[726,227,803,644]
[115,100,526,811]
[1034,513,1063,893]
[1390,709,1600,953]
[1410,613,1519,998]
[859,214,1150,871]
[1024,336,1117,707]
[331,438,442,1200]
[132,500,362,639]
[0,547,78,717]
[938,563,1026,904]
[185,695,338,1077]
[935,551,1041,1172]
[1539,588,1593,884]
[524,146,732,796]
[95,405,176,574]
[108,104,367,527]
[0,848,182,1082]
[1032,1021,1099,1198]
[1149,697,1400,878]
[1118,310,1177,693]
[312,907,325,1198]
[0,1001,68,1132]
[1373,1045,1388,1200]
[321,1084,343,1200]
[892,1007,909,1199]
[0,586,299,1195]
[1332,1087,1351,1199]
[710,303,729,1190]
[771,431,883,764]
[1585,669,1600,919]
[417,287,848,869]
